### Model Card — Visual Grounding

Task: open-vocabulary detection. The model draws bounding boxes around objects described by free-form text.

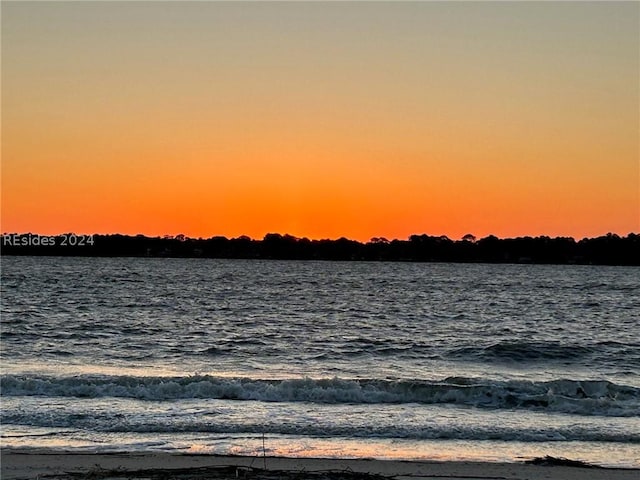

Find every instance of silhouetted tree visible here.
[1,232,638,265]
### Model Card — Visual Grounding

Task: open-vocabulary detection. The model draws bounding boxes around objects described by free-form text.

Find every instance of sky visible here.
[2,1,639,241]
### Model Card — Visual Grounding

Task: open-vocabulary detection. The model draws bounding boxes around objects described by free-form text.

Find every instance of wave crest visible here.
[1,374,638,417]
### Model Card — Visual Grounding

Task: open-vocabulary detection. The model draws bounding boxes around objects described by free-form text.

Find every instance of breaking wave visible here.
[2,374,637,417]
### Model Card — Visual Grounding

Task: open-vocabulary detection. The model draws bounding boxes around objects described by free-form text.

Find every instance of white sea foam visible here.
[2,374,638,417]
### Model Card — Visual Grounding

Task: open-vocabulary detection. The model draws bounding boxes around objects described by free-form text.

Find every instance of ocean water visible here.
[1,256,639,467]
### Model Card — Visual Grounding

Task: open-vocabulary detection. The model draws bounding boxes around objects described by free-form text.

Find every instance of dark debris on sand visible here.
[524,456,604,468]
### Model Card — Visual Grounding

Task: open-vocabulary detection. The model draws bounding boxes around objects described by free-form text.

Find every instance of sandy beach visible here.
[1,450,638,480]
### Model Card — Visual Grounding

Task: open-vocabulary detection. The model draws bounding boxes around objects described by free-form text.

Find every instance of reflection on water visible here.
[195,437,640,468]
[3,426,639,468]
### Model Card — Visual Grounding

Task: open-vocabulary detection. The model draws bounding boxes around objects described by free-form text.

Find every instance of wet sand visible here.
[1,450,638,480]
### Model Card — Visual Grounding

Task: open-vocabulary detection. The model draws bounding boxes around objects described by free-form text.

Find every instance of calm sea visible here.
[1,257,639,466]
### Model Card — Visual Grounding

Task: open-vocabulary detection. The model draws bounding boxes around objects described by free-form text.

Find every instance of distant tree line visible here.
[1,232,639,265]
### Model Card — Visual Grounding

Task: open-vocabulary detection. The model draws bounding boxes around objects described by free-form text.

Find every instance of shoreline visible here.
[2,450,638,480]
[3,232,639,266]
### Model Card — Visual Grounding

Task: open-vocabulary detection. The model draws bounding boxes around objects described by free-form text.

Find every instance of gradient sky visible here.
[2,1,639,241]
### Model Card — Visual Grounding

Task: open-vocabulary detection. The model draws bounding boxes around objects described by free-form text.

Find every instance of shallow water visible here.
[1,257,639,466]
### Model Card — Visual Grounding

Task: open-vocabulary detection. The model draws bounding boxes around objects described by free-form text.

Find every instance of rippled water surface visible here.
[1,257,639,466]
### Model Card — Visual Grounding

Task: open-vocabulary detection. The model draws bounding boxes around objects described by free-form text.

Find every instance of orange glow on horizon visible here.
[2,2,638,241]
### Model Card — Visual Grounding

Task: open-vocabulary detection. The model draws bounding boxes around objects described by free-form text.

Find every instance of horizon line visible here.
[2,231,638,244]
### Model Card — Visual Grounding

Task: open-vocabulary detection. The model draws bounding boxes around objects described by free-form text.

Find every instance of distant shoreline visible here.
[1,232,638,266]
